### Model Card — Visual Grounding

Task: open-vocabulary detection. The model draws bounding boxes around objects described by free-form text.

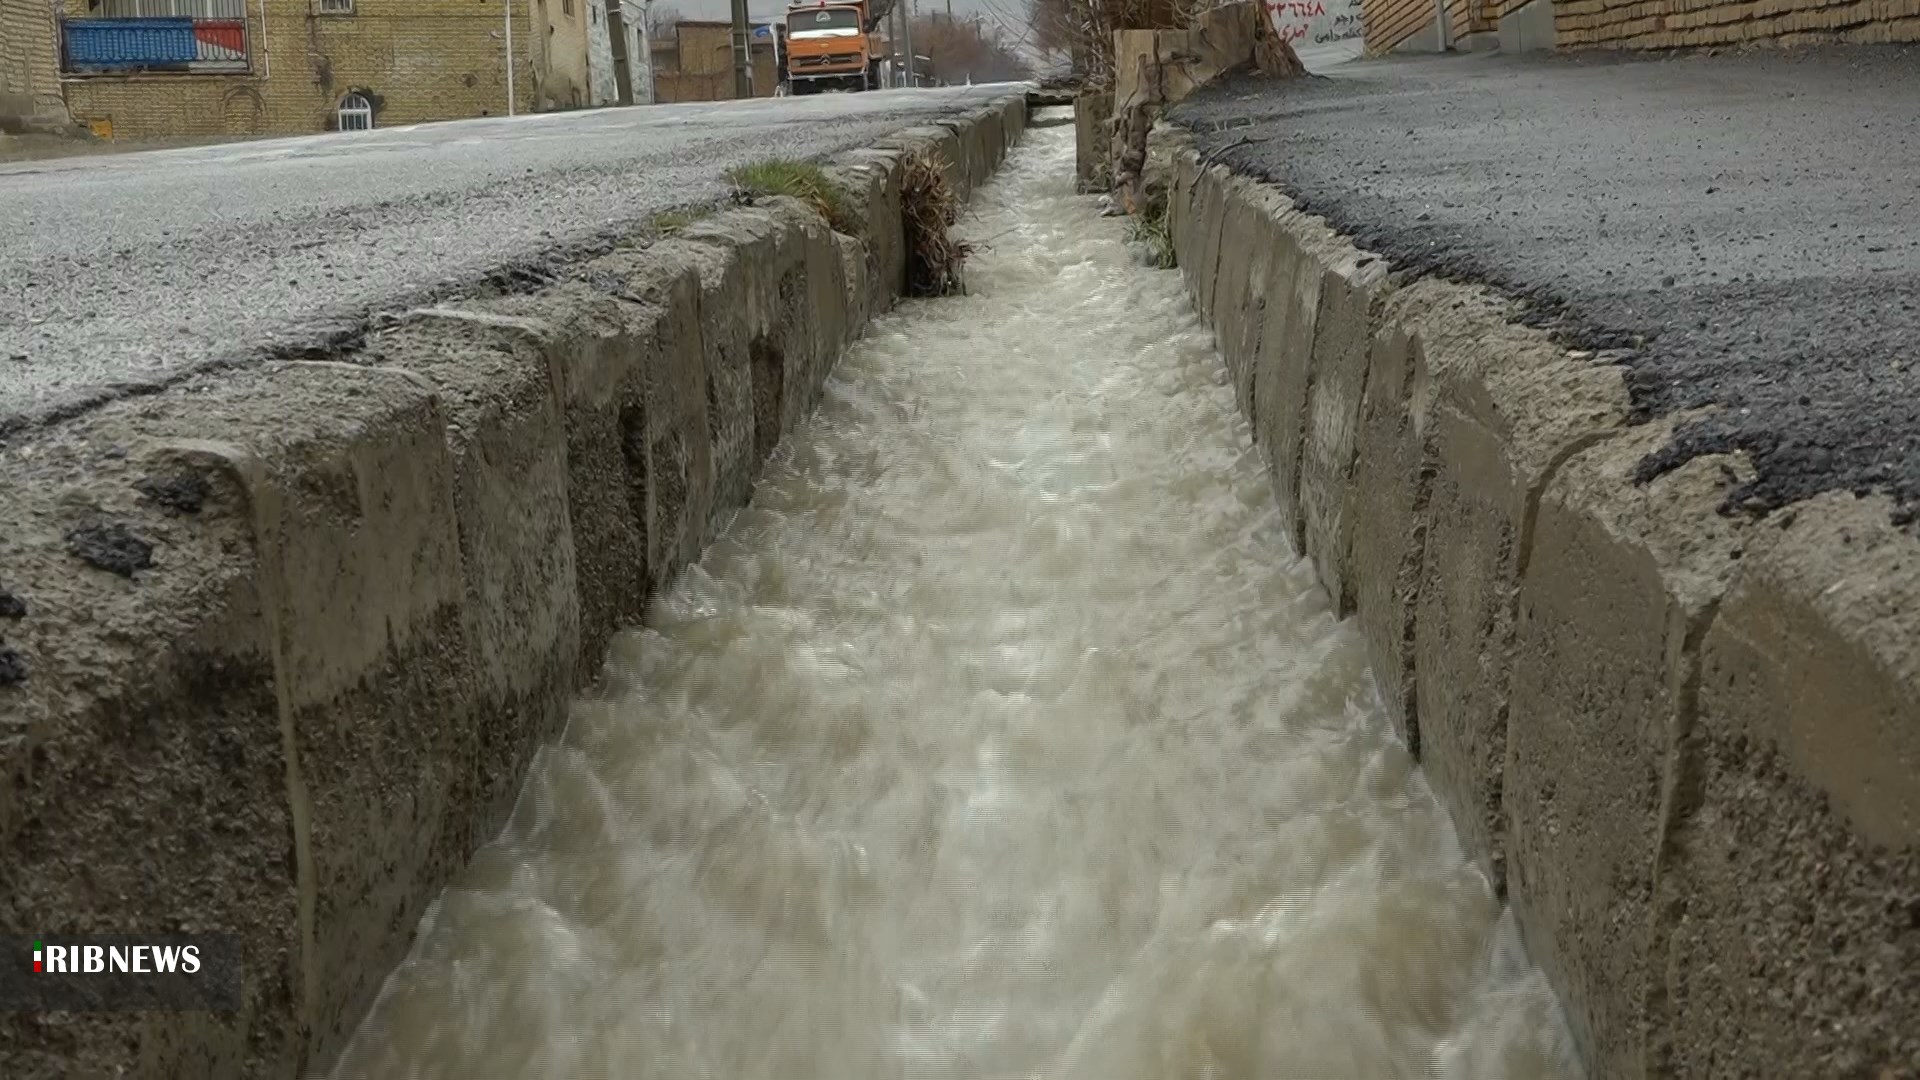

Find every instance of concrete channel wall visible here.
[1161,130,1920,1077]
[0,94,1026,1080]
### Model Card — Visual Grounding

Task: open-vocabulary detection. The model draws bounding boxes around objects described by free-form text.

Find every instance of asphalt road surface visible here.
[0,86,1017,436]
[1174,47,1920,522]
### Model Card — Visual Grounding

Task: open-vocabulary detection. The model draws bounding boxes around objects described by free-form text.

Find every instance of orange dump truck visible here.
[784,0,893,94]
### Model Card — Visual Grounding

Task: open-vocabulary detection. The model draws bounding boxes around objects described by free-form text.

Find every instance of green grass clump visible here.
[725,159,858,234]
[1127,202,1176,270]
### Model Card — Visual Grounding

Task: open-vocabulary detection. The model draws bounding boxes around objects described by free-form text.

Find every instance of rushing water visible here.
[333,113,1580,1080]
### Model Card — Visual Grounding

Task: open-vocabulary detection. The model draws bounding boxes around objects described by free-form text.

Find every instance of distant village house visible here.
[0,0,633,140]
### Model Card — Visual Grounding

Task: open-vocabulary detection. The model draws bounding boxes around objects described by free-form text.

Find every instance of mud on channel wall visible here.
[1157,126,1920,1078]
[0,96,1026,1079]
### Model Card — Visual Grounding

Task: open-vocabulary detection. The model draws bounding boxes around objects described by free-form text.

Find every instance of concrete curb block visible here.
[1161,135,1920,1076]
[1662,491,1920,1077]
[1413,287,1631,897]
[1505,415,1749,1076]
[0,92,1029,1080]
[1073,91,1113,192]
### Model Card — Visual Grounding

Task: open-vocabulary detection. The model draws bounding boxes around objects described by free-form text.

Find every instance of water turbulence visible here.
[335,114,1581,1080]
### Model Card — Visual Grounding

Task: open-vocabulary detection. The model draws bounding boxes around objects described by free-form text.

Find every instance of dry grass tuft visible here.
[1126,201,1176,269]
[901,150,971,297]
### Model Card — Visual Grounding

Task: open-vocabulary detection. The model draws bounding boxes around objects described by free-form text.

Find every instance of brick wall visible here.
[677,22,735,76]
[650,25,777,101]
[652,58,777,100]
[654,71,727,100]
[1365,0,1436,50]
[58,0,597,140]
[1556,0,1920,48]
[0,0,68,130]
[1367,0,1920,52]
[1362,0,1520,50]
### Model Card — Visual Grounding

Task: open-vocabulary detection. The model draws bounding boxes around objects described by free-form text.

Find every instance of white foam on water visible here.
[333,114,1581,1080]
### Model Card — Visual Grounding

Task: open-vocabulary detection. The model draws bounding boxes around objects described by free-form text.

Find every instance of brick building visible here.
[649,20,781,102]
[0,0,70,131]
[8,0,619,141]
[1362,0,1920,53]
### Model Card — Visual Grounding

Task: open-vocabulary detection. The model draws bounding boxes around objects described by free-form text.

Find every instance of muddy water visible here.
[332,114,1581,1080]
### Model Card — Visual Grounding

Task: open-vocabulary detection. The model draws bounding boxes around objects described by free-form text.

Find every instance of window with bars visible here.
[93,0,244,15]
[318,0,354,13]
[337,92,373,131]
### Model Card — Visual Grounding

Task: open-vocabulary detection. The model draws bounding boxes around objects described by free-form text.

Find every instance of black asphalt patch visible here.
[66,524,156,578]
[1173,47,1920,523]
[136,472,212,516]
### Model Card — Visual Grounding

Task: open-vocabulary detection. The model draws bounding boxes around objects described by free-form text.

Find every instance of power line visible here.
[968,0,1043,51]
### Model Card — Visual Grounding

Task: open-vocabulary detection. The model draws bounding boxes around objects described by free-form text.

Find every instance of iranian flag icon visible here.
[33,940,42,973]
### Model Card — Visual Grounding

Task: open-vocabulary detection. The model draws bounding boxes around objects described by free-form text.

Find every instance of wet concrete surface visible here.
[0,86,1017,436]
[1173,48,1920,522]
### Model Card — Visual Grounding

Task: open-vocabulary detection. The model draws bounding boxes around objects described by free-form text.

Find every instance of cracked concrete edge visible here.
[0,93,1028,1080]
[1158,134,1920,1076]
[1073,91,1113,193]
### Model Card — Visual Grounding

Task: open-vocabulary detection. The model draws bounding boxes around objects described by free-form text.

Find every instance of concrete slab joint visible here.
[1498,0,1558,51]
[1152,123,1920,1077]
[0,93,1030,1080]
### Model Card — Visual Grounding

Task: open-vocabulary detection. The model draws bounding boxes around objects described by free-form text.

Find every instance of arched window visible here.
[337,92,374,132]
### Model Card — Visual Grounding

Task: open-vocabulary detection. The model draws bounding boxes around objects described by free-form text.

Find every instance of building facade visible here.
[0,0,70,131]
[1362,0,1920,53]
[648,20,779,102]
[19,0,612,141]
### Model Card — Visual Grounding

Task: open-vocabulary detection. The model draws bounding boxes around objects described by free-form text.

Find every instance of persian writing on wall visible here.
[1264,0,1366,69]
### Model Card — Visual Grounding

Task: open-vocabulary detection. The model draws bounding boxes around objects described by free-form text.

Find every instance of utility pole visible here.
[730,0,752,98]
[770,19,783,88]
[608,0,631,105]
[900,0,913,87]
[888,0,901,86]
[634,0,655,104]
[504,0,517,116]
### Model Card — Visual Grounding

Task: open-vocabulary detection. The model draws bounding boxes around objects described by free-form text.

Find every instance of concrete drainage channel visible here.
[0,95,1026,1079]
[1161,126,1920,1076]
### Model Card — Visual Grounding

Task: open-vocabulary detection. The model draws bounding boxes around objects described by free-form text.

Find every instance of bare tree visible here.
[911,16,1034,85]
[1025,0,1227,86]
[1028,0,1075,59]
[649,4,685,39]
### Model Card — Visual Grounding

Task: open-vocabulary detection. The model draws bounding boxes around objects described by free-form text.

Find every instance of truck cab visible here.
[785,0,880,94]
